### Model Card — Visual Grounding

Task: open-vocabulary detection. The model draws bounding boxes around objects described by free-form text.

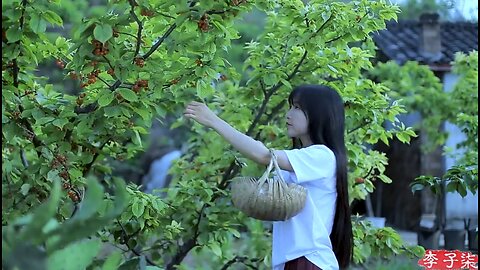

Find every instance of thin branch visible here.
[347,120,370,134]
[117,31,138,39]
[325,35,344,44]
[315,14,333,35]
[158,12,175,19]
[74,103,98,114]
[96,76,111,88]
[96,76,112,88]
[164,205,205,269]
[102,55,115,71]
[110,80,122,91]
[165,239,197,270]
[116,219,158,266]
[285,50,308,82]
[259,79,267,97]
[142,23,177,60]
[128,0,143,60]
[220,257,261,270]
[82,138,111,176]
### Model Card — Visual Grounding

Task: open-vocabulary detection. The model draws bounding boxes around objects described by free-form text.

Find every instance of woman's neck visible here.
[300,136,313,147]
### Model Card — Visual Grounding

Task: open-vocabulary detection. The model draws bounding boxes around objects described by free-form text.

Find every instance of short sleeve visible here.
[282,145,336,183]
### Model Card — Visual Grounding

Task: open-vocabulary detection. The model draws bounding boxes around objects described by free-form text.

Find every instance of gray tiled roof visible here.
[372,20,478,65]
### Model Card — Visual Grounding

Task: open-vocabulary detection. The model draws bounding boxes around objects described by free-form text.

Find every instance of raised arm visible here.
[184,101,293,171]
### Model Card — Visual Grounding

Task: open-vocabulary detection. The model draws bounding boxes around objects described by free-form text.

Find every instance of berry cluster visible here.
[51,154,67,169]
[55,59,65,69]
[67,189,80,202]
[198,14,209,32]
[133,79,148,93]
[91,39,110,56]
[135,57,145,67]
[79,69,101,88]
[140,9,155,17]
[76,92,86,106]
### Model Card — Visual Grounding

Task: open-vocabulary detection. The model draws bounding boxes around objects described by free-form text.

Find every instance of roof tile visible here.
[372,20,478,65]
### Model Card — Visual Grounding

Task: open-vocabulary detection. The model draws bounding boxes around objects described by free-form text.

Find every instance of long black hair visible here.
[288,85,353,269]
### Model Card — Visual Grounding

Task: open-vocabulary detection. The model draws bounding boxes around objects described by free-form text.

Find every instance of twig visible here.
[142,23,177,60]
[97,76,111,88]
[116,219,158,266]
[347,120,370,134]
[164,205,204,269]
[117,31,138,39]
[220,257,261,270]
[102,55,115,71]
[128,0,143,60]
[315,14,333,35]
[82,138,111,176]
[158,12,175,19]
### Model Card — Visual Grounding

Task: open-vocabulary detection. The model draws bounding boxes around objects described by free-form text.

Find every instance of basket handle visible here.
[257,149,286,185]
[257,151,275,185]
[270,149,286,182]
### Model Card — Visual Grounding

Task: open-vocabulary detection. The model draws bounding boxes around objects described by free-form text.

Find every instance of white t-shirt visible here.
[272,144,339,270]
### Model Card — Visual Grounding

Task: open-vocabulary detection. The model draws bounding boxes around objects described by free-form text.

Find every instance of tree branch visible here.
[128,0,143,60]
[82,138,111,176]
[164,205,204,270]
[116,219,158,266]
[96,76,111,88]
[142,23,177,60]
[315,14,333,35]
[220,256,261,270]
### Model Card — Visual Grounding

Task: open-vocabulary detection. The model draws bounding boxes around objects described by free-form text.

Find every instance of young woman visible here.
[184,85,353,270]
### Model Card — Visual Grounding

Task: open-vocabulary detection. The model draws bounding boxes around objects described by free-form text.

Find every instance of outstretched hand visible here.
[184,101,220,128]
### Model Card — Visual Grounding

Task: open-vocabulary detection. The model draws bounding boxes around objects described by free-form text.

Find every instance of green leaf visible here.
[20,184,31,196]
[42,10,63,26]
[98,91,114,107]
[210,242,222,257]
[102,252,122,270]
[327,64,338,73]
[264,73,278,86]
[196,80,213,98]
[132,201,145,218]
[410,183,424,193]
[30,13,47,34]
[134,130,142,147]
[6,27,22,43]
[117,89,138,102]
[18,180,61,242]
[47,239,101,270]
[53,118,69,129]
[93,24,113,43]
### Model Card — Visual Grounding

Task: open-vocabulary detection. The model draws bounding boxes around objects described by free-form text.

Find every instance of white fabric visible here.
[272,144,339,270]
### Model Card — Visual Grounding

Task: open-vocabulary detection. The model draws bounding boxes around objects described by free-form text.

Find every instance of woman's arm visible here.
[184,101,293,171]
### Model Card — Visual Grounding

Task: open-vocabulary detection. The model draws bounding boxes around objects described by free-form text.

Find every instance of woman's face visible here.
[286,103,309,139]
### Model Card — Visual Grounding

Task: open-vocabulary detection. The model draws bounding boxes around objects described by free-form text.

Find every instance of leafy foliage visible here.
[2,0,426,268]
[409,51,478,197]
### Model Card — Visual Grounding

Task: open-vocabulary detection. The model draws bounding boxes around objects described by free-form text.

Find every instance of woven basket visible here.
[230,150,307,221]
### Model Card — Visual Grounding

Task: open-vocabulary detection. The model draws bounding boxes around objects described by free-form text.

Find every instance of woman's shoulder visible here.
[301,144,335,158]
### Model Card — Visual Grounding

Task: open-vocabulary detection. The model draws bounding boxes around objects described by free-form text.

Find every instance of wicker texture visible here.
[230,150,307,221]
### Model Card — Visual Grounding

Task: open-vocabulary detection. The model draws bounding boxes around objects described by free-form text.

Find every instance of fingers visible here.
[184,113,195,119]
[184,101,206,121]
[188,101,203,106]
